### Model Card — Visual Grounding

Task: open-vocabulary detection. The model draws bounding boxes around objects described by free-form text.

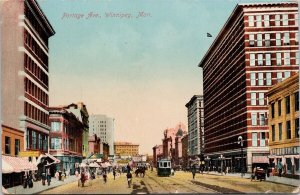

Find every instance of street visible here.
[40,170,297,194]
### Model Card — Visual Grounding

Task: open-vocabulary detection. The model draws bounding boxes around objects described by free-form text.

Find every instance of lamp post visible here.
[238,136,244,178]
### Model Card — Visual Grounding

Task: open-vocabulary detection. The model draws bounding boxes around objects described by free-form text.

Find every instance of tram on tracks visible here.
[157,159,171,176]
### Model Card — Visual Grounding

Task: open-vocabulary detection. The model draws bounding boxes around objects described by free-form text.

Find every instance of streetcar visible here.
[157,159,172,176]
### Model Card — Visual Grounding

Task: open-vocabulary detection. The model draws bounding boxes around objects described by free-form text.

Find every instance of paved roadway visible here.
[40,170,297,194]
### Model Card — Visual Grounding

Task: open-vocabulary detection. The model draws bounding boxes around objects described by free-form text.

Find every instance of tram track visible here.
[160,173,219,193]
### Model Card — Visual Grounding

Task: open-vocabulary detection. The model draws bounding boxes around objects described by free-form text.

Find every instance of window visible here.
[43,135,47,151]
[295,92,299,111]
[258,73,264,86]
[250,53,255,66]
[248,15,254,27]
[265,53,271,65]
[249,34,255,46]
[264,15,270,27]
[250,73,256,86]
[260,132,266,146]
[51,138,62,149]
[286,121,291,139]
[38,134,42,150]
[276,53,282,65]
[32,131,36,149]
[296,52,299,65]
[283,14,289,26]
[252,133,258,147]
[256,15,262,27]
[5,136,10,154]
[251,93,256,105]
[251,113,257,125]
[26,129,30,149]
[257,54,263,65]
[272,125,275,141]
[279,123,282,140]
[296,32,299,44]
[15,139,20,156]
[51,122,61,131]
[277,72,282,83]
[271,103,275,118]
[286,96,290,114]
[257,34,262,46]
[295,118,299,138]
[284,32,290,45]
[265,34,270,47]
[258,93,264,105]
[276,33,281,46]
[278,100,282,116]
[275,15,280,26]
[266,73,272,85]
[259,113,265,126]
[284,71,291,79]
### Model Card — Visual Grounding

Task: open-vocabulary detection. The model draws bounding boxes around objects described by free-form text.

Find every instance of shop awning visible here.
[2,158,14,173]
[2,155,38,173]
[252,156,269,163]
[36,153,61,166]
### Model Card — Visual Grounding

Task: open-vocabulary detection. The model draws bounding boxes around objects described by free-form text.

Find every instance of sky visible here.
[37,0,285,155]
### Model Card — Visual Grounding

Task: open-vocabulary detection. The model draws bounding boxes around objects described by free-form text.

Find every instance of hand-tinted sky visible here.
[38,0,283,154]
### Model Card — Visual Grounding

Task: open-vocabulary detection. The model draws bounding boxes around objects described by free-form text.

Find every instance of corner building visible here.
[198,2,299,172]
[1,0,55,158]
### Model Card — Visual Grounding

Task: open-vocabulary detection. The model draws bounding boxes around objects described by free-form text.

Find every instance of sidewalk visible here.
[206,171,300,187]
[6,175,80,194]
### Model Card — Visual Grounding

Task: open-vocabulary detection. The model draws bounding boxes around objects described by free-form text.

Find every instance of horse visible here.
[135,167,145,177]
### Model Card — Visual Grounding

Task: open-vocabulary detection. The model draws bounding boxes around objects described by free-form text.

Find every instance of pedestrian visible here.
[127,163,131,173]
[28,171,33,188]
[55,171,59,180]
[277,159,283,177]
[80,169,86,187]
[103,170,107,183]
[46,168,51,186]
[126,171,132,188]
[23,171,28,188]
[113,168,116,180]
[191,165,196,179]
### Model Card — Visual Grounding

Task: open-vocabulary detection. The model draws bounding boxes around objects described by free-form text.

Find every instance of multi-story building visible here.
[185,95,204,157]
[1,0,55,160]
[49,107,84,175]
[152,144,163,167]
[88,134,101,157]
[198,2,299,172]
[114,142,139,157]
[65,102,89,158]
[162,122,187,165]
[181,134,189,169]
[267,73,299,178]
[89,114,115,156]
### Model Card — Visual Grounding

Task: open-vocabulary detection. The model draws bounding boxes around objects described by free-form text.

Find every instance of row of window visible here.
[271,92,299,118]
[249,52,299,66]
[4,137,20,156]
[248,32,298,47]
[271,119,299,141]
[25,78,49,105]
[26,128,48,151]
[24,102,49,125]
[250,72,292,86]
[251,132,266,147]
[24,30,48,66]
[250,92,266,106]
[248,14,298,27]
[24,54,49,86]
[251,112,267,126]
[25,3,49,47]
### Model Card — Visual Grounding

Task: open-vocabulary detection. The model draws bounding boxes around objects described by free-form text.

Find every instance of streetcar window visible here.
[164,162,167,167]
[168,162,170,167]
[160,162,163,167]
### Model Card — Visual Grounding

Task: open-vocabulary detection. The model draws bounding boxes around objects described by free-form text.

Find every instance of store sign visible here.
[18,151,40,157]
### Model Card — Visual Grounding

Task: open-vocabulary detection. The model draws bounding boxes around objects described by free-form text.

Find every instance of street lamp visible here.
[238,136,244,177]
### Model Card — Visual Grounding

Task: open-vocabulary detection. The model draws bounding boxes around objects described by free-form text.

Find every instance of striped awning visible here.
[252,156,269,163]
[2,155,37,173]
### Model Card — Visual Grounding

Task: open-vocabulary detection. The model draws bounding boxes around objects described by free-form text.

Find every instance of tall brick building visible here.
[1,0,55,158]
[198,2,298,172]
